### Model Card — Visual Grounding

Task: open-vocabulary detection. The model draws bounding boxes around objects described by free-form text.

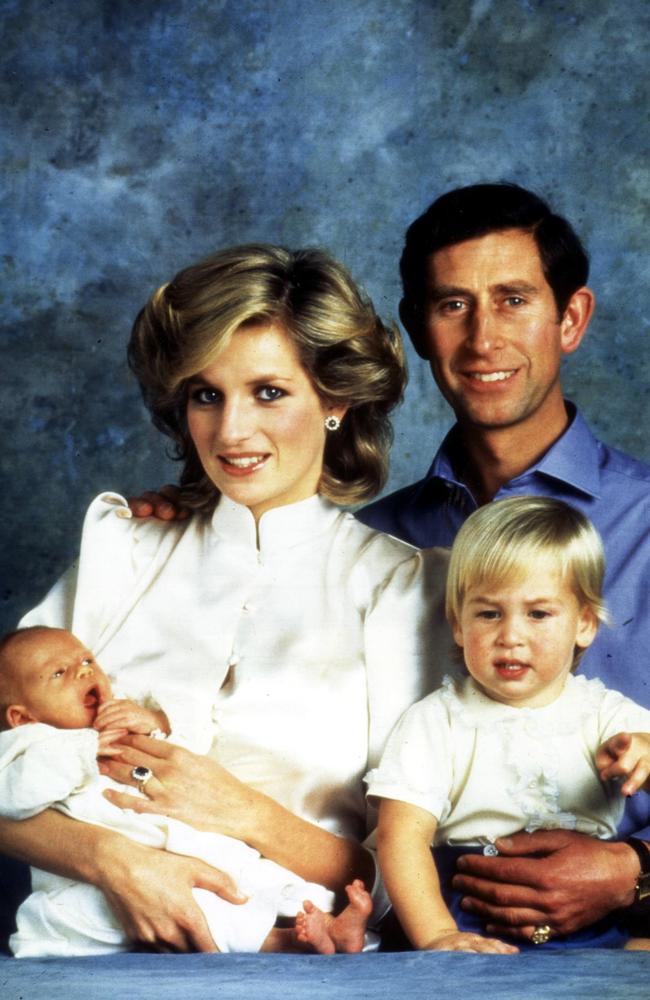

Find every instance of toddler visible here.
[367,496,650,953]
[0,625,371,956]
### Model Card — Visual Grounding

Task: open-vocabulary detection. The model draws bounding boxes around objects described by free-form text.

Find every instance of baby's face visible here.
[8,629,112,729]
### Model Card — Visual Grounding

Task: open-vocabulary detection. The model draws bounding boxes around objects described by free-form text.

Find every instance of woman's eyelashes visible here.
[189,386,221,406]
[255,385,286,402]
[189,385,287,405]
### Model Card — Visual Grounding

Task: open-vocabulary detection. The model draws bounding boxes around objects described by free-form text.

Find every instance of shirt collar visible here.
[426,403,601,499]
[210,493,341,554]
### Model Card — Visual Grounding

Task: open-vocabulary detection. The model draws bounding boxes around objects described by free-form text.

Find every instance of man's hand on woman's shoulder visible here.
[128,485,190,521]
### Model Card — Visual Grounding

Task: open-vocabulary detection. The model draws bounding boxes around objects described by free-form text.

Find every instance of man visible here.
[358,183,650,945]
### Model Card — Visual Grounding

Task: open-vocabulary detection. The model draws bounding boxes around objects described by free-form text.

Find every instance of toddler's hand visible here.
[95,699,169,737]
[424,929,518,954]
[596,732,650,795]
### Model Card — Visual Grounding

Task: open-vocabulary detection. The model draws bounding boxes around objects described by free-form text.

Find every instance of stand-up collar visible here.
[210,493,341,554]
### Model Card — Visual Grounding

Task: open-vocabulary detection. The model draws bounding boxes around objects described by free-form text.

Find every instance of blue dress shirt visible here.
[359,404,650,836]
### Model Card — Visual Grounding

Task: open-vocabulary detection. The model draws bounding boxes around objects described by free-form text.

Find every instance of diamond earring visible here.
[324,415,341,431]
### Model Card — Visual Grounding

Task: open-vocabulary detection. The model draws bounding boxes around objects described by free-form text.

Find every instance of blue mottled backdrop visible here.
[2,0,650,630]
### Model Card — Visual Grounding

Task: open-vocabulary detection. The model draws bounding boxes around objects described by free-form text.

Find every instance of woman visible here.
[2,245,453,951]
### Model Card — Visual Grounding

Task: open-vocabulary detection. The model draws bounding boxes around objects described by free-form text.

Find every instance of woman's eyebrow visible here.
[187,372,296,387]
[245,373,295,384]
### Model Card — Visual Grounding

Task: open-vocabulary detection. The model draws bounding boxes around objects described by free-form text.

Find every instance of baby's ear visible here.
[5,705,38,729]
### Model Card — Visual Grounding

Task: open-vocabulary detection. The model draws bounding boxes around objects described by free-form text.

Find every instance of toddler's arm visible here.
[596,732,650,795]
[377,798,518,954]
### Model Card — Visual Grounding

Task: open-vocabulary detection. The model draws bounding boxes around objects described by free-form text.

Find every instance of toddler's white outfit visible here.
[366,673,650,844]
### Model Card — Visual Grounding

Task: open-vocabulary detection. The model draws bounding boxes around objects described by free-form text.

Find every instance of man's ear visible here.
[399,298,429,360]
[560,287,595,355]
[5,705,38,729]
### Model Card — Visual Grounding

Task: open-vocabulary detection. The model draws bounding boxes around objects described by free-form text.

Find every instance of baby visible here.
[367,496,650,953]
[0,625,371,957]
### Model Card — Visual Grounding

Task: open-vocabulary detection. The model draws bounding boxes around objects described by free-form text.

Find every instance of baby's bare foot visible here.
[295,901,336,955]
[295,881,372,955]
[328,880,372,954]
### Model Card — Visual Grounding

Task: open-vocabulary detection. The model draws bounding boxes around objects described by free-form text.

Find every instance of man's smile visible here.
[466,370,517,383]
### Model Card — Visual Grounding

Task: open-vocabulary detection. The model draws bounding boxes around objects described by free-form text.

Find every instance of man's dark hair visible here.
[400,183,589,316]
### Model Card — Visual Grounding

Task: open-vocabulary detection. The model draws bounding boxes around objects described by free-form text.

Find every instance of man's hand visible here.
[128,485,190,521]
[596,732,650,796]
[452,829,640,940]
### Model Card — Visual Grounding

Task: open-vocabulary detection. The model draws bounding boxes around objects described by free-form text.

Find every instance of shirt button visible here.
[228,654,240,667]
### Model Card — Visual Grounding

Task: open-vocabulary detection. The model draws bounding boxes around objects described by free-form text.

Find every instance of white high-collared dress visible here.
[19,491,454,941]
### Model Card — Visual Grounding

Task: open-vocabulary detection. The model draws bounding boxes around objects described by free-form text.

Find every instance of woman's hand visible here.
[95,834,247,951]
[0,810,245,953]
[95,698,169,737]
[98,734,260,841]
[128,486,189,521]
[99,734,375,893]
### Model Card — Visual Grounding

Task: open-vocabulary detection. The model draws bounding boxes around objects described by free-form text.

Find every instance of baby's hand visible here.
[596,732,650,795]
[94,699,169,737]
[424,929,518,954]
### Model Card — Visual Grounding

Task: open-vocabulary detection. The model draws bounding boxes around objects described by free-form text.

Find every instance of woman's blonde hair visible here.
[446,496,608,640]
[128,245,406,511]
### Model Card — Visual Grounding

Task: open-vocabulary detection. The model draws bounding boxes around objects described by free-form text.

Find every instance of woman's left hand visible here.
[98,734,260,841]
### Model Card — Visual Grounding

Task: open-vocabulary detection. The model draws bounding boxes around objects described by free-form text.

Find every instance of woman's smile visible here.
[218,453,270,475]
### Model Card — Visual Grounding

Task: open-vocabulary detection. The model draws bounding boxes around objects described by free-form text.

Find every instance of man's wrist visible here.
[625,838,650,912]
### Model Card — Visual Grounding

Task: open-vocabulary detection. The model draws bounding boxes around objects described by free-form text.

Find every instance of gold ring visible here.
[531,924,552,945]
[131,765,153,794]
